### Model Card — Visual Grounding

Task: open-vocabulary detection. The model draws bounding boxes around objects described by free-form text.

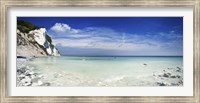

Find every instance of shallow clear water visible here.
[28,56,183,86]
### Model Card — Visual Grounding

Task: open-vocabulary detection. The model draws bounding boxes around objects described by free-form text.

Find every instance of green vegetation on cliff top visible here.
[17,20,39,33]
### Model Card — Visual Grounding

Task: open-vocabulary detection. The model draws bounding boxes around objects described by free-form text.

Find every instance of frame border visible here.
[0,0,199,103]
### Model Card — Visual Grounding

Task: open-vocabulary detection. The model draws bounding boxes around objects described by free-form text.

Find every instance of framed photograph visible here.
[0,0,199,103]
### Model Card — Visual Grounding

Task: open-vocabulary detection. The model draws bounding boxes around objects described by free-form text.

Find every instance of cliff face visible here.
[17,20,60,57]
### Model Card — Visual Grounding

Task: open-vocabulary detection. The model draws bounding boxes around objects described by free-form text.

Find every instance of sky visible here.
[17,17,183,56]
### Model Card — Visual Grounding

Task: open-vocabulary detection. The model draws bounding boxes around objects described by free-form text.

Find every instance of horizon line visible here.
[60,55,183,57]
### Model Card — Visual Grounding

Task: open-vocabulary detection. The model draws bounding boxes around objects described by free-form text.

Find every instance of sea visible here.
[27,56,183,86]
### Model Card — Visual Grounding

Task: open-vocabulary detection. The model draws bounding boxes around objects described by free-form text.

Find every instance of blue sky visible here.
[18,17,183,56]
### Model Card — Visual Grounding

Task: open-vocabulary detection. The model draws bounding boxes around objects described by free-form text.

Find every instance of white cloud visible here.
[50,23,71,32]
[53,38,160,51]
[50,23,79,33]
[49,22,183,55]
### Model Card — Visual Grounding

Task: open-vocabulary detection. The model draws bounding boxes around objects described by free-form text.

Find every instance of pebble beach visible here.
[17,58,50,86]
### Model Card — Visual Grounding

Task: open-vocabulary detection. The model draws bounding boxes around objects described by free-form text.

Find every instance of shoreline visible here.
[17,56,183,87]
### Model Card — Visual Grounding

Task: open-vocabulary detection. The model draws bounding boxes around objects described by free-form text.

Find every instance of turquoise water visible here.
[28,56,183,86]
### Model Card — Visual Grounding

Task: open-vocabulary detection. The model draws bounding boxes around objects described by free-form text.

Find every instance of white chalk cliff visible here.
[17,28,60,57]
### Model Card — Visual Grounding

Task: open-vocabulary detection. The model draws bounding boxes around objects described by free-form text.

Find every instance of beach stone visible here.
[17,69,23,75]
[25,71,31,76]
[179,80,183,84]
[170,75,176,78]
[31,77,40,83]
[176,74,181,78]
[31,83,38,86]
[171,83,178,86]
[29,71,34,75]
[24,82,31,86]
[176,67,182,72]
[156,82,168,86]
[18,74,25,78]
[38,74,43,78]
[33,73,39,76]
[30,74,35,79]
[163,73,171,77]
[25,74,31,77]
[42,82,51,86]
[20,79,26,84]
[19,67,26,73]
[54,73,62,78]
[38,81,43,85]
[21,77,31,85]
[25,76,31,81]
[58,74,62,77]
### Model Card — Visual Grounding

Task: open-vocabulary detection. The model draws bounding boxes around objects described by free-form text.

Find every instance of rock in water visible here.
[156,81,169,86]
[176,67,182,72]
[176,74,181,78]
[163,73,171,77]
[170,75,176,78]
